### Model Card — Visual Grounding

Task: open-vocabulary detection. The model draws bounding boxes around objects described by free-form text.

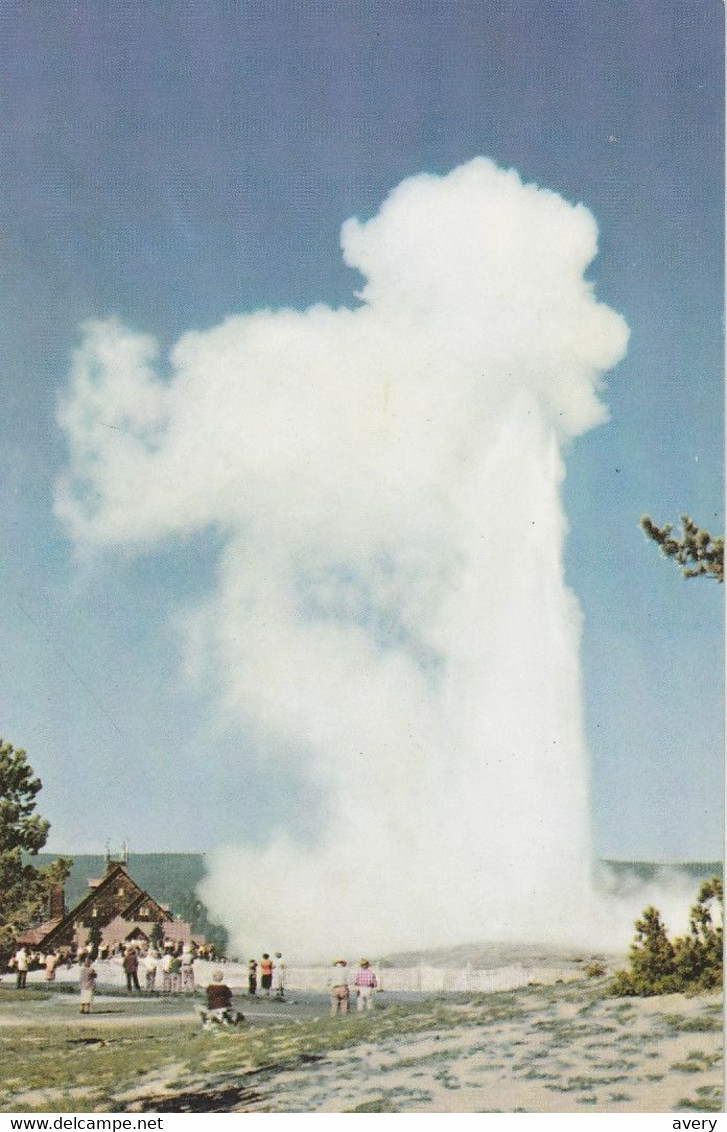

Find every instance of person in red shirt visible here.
[199,971,244,1029]
[353,959,379,1011]
[260,953,274,995]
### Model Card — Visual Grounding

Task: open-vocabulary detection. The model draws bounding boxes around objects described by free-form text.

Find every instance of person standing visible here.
[273,951,285,1000]
[143,950,159,993]
[168,948,182,994]
[260,953,274,996]
[327,959,350,1016]
[181,945,195,993]
[352,959,378,1011]
[247,958,258,996]
[160,947,174,994]
[14,946,28,989]
[78,958,97,1014]
[44,951,58,982]
[123,946,141,992]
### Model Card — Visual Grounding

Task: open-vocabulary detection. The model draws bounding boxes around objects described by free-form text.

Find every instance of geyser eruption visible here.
[57,158,631,957]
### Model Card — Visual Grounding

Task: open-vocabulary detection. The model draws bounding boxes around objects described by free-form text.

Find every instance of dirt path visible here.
[0,993,309,1029]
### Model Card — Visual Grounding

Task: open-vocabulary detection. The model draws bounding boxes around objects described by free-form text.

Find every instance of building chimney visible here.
[49,886,65,919]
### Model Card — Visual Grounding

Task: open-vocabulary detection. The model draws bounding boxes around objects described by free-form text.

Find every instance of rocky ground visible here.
[0,978,722,1114]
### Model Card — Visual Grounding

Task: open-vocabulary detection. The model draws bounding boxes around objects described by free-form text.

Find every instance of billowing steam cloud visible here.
[57,158,635,957]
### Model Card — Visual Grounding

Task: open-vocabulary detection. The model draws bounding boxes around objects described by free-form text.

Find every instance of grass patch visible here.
[346,1097,396,1113]
[0,989,52,1003]
[345,1087,432,1113]
[674,1085,723,1113]
[660,1014,722,1034]
[433,1068,459,1090]
[671,1050,721,1074]
[567,1075,627,1090]
[609,1005,637,1022]
[380,1049,457,1073]
[0,1025,201,1107]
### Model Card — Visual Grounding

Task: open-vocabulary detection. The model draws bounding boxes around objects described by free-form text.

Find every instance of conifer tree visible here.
[611,877,723,996]
[0,738,71,957]
[640,514,724,582]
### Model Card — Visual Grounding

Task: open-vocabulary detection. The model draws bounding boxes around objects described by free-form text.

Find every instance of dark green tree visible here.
[611,876,723,996]
[0,738,72,959]
[640,514,724,582]
[673,876,723,992]
[0,737,49,855]
[611,906,679,996]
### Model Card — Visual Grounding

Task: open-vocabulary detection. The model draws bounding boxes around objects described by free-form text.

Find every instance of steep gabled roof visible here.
[24,859,206,953]
[102,916,153,948]
[66,864,144,922]
[38,864,155,951]
[121,890,173,923]
[16,918,62,946]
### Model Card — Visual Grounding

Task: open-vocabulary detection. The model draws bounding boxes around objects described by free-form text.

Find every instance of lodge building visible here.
[18,852,202,953]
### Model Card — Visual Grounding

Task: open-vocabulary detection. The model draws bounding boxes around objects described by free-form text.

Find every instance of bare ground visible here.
[0,980,722,1114]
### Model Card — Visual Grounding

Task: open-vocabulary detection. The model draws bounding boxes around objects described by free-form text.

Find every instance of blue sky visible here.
[0,0,722,860]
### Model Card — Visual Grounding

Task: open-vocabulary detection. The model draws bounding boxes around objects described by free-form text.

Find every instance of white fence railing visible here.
[14,959,576,995]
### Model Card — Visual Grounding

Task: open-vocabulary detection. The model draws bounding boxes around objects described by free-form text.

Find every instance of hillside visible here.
[599,860,723,882]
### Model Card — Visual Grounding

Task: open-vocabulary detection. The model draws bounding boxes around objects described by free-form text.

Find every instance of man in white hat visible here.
[327,959,350,1015]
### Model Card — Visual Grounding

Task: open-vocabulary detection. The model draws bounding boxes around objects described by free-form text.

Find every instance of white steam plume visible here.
[57,158,635,958]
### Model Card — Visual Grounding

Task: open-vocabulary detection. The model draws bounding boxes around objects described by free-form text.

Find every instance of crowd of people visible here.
[7,938,220,1008]
[7,937,221,992]
[7,943,383,1024]
[119,941,203,994]
[198,955,381,1031]
[73,940,217,1013]
[7,945,69,988]
[246,951,285,998]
